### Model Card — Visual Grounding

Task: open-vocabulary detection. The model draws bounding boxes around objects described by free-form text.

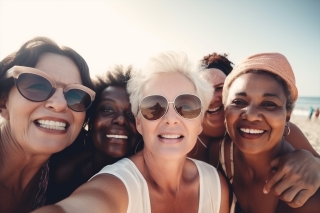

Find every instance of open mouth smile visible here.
[240,128,265,134]
[106,134,128,139]
[36,119,67,131]
[159,134,182,139]
[207,106,223,114]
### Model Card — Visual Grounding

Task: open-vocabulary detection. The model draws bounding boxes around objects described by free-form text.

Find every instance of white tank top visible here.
[90,158,221,213]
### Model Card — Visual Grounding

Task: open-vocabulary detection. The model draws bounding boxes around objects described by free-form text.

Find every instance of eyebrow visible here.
[100,98,116,102]
[235,92,281,99]
[263,93,281,99]
[235,92,246,96]
[215,83,224,87]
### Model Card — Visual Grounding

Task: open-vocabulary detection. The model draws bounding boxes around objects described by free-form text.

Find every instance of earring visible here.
[283,125,291,136]
[135,139,142,154]
[193,142,199,156]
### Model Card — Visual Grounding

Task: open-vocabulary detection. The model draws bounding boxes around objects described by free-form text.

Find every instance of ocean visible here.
[292,96,320,117]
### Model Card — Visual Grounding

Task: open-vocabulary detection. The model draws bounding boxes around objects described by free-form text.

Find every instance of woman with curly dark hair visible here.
[46,66,141,204]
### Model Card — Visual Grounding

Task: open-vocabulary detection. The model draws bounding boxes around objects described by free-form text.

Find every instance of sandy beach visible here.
[290,115,320,155]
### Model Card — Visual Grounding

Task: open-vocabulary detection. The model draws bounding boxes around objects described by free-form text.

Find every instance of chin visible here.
[105,149,128,158]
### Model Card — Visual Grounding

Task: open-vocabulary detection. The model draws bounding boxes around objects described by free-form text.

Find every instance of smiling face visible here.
[224,72,290,154]
[136,72,203,159]
[4,53,85,154]
[200,68,227,138]
[92,86,139,158]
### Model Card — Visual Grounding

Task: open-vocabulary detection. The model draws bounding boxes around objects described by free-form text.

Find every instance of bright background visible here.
[1,0,319,97]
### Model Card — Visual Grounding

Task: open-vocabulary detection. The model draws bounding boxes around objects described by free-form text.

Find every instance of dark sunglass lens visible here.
[140,95,167,120]
[16,73,53,101]
[65,89,91,112]
[175,95,201,119]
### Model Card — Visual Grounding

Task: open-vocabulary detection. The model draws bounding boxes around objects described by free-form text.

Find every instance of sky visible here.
[1,0,319,97]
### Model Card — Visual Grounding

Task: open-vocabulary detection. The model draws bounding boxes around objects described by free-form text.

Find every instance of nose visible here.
[163,102,179,124]
[112,111,128,126]
[45,88,68,112]
[241,105,262,121]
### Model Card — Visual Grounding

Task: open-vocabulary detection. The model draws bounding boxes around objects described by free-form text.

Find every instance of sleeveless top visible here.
[90,157,221,213]
[32,161,49,210]
[219,138,244,213]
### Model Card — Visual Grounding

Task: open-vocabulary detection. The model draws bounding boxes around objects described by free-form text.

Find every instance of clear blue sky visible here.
[1,0,319,96]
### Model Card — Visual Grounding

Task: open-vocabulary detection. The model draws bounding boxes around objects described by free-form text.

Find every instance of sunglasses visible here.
[6,66,96,112]
[139,94,202,121]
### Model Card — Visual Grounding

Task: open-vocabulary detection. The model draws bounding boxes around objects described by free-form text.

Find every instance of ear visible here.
[0,97,9,120]
[135,115,143,135]
[286,111,291,123]
[198,120,203,135]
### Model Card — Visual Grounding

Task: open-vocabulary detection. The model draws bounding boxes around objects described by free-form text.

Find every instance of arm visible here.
[218,171,230,213]
[264,149,320,208]
[33,174,128,213]
[285,122,320,157]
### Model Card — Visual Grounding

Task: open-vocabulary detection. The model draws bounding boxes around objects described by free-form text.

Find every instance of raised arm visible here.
[33,174,128,213]
[285,122,319,157]
[263,122,320,208]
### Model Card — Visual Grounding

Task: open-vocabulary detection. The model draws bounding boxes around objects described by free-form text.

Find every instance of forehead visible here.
[35,53,82,84]
[142,72,196,98]
[100,86,129,101]
[200,68,226,85]
[229,72,285,96]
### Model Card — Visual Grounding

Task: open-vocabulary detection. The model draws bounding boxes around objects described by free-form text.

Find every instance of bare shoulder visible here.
[217,171,230,213]
[51,174,128,213]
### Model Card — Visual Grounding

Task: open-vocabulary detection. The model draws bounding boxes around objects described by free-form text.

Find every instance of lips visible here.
[207,106,223,114]
[238,126,266,139]
[159,134,182,139]
[240,128,265,134]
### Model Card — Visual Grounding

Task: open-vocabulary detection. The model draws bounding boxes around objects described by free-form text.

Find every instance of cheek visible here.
[224,108,238,132]
[72,112,86,133]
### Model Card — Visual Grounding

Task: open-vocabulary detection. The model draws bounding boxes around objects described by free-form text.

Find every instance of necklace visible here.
[197,136,207,148]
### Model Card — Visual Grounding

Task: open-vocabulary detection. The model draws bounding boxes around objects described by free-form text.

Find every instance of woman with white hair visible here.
[34,52,229,213]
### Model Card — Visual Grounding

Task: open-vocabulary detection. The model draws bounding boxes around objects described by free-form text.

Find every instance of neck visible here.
[0,123,49,190]
[235,138,292,179]
[143,150,187,195]
[92,149,121,173]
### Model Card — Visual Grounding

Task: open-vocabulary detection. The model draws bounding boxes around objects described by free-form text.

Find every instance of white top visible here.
[90,157,221,213]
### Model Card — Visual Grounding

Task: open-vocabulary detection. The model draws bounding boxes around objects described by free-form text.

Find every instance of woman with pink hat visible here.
[221,52,320,212]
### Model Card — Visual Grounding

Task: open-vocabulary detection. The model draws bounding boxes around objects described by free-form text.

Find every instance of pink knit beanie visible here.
[223,52,298,103]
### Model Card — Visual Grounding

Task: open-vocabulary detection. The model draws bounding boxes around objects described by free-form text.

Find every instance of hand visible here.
[263,149,320,208]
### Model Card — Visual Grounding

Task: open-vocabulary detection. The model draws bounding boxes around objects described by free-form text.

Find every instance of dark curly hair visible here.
[200,52,234,76]
[86,65,132,130]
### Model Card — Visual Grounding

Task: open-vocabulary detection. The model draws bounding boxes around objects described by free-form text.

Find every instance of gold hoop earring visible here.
[283,125,290,136]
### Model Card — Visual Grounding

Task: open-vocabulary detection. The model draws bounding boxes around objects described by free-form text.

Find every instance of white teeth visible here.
[106,135,128,139]
[161,135,181,139]
[207,107,221,112]
[37,120,66,130]
[240,128,264,134]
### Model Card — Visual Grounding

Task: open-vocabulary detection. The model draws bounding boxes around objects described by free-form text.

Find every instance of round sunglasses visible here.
[6,66,96,112]
[139,94,202,121]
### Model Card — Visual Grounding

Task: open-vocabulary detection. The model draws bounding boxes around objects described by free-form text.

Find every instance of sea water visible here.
[292,96,320,117]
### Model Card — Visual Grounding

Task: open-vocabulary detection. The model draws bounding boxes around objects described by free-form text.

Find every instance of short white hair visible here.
[127,51,213,117]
